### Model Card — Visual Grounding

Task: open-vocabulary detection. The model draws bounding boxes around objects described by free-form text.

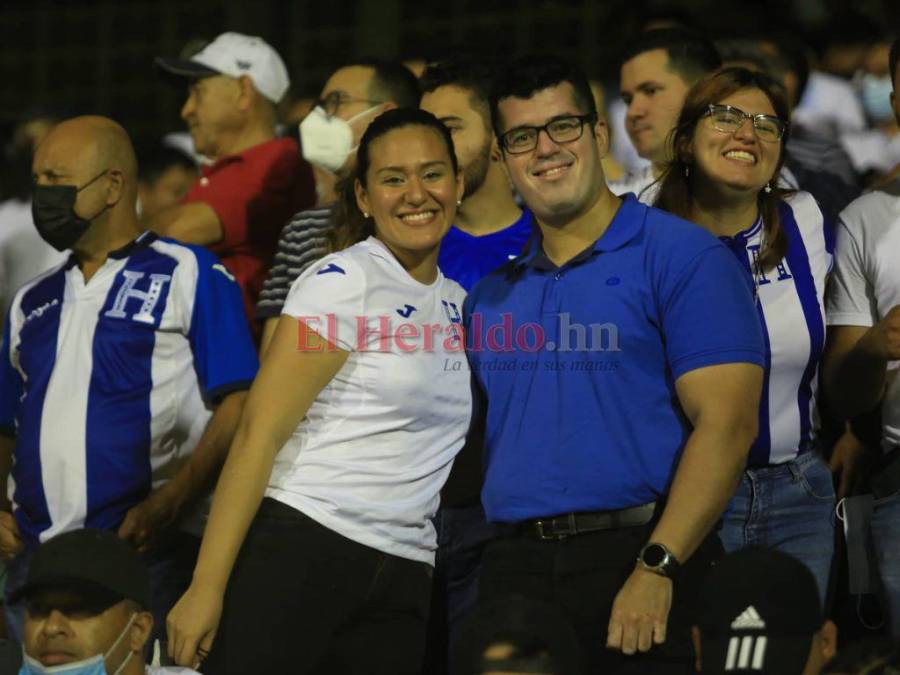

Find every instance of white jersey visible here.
[826,183,900,452]
[270,236,472,564]
[608,165,658,204]
[720,192,832,465]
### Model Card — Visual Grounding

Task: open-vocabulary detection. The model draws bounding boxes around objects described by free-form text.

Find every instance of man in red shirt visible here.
[152,32,315,338]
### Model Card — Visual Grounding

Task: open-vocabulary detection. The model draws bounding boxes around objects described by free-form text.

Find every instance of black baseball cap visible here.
[696,547,823,675]
[10,529,150,610]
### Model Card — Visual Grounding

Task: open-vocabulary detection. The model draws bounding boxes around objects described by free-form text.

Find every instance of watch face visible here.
[642,544,666,567]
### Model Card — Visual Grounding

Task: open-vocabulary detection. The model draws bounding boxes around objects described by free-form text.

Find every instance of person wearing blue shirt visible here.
[0,116,258,643]
[465,56,765,673]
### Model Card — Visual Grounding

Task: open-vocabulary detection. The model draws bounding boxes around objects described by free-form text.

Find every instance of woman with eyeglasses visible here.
[654,67,835,605]
[165,108,471,674]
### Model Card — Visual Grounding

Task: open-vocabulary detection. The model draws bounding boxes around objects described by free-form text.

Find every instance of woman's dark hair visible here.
[329,107,458,253]
[654,66,792,271]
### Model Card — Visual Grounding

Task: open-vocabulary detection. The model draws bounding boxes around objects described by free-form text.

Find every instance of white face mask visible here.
[20,613,137,675]
[299,104,380,174]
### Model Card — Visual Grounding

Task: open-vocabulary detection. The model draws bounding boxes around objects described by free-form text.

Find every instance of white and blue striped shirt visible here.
[719,192,834,466]
[0,232,258,544]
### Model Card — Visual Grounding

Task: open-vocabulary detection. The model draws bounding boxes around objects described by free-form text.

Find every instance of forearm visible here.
[829,331,888,418]
[161,391,248,512]
[649,419,754,562]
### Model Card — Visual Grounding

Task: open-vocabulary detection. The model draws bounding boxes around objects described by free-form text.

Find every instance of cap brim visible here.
[154,57,220,79]
[10,576,124,610]
[701,635,812,675]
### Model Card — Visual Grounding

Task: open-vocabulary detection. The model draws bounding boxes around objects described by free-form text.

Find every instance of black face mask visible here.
[32,170,110,251]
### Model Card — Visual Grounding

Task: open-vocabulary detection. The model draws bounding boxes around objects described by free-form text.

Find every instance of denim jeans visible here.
[204,498,433,675]
[718,451,836,608]
[870,489,900,637]
[3,530,199,648]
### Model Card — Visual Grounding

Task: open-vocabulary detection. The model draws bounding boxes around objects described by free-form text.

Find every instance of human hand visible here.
[167,583,223,669]
[830,429,870,498]
[0,511,23,561]
[606,567,673,655]
[117,486,182,552]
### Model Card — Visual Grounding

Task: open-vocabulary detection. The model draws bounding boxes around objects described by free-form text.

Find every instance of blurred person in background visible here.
[823,37,900,639]
[0,114,66,319]
[840,39,900,183]
[612,28,721,202]
[166,109,470,674]
[136,142,198,221]
[822,637,900,674]
[654,67,836,605]
[255,59,419,354]
[0,115,258,645]
[152,32,316,340]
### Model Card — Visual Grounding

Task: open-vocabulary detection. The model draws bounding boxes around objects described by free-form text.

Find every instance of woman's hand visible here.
[167,582,224,669]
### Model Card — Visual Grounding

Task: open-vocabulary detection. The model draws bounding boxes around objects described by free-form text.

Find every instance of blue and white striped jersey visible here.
[0,232,258,544]
[719,192,834,466]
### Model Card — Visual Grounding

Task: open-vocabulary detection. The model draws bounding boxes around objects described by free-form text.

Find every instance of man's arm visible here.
[118,390,247,549]
[145,202,224,247]
[259,318,279,359]
[607,361,762,655]
[822,311,900,419]
[0,435,22,559]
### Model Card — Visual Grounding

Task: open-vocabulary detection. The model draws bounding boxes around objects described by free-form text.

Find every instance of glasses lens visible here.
[504,128,537,153]
[710,107,742,132]
[546,117,584,143]
[754,116,783,142]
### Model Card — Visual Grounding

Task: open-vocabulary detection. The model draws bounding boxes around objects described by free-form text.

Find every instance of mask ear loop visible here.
[107,612,138,675]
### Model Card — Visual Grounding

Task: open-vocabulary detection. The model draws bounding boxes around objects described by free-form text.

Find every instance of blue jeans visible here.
[4,530,199,647]
[718,451,836,608]
[870,490,900,637]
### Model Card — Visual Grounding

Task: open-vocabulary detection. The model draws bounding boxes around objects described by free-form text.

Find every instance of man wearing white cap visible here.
[152,32,316,341]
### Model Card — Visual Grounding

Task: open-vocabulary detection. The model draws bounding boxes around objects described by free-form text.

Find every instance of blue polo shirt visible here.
[464,194,765,523]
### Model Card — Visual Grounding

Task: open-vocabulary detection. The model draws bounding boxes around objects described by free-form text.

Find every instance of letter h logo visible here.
[104,270,172,325]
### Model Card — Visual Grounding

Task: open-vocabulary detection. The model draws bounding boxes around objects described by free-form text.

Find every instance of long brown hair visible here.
[654,67,792,271]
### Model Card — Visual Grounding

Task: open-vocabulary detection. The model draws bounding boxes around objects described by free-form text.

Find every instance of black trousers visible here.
[477,519,723,675]
[203,498,433,675]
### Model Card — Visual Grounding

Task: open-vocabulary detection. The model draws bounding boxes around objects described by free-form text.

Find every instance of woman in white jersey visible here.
[165,108,471,674]
[654,68,835,604]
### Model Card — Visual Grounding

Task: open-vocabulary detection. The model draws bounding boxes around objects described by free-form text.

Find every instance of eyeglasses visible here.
[500,114,597,154]
[315,91,384,117]
[704,104,787,143]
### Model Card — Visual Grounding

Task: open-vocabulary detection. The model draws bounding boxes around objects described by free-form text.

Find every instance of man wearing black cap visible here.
[16,529,197,674]
[693,548,837,675]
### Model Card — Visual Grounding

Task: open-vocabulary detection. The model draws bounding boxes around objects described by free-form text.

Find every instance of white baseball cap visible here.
[155,32,290,103]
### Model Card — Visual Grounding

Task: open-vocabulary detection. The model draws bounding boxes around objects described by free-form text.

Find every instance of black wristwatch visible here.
[637,542,681,579]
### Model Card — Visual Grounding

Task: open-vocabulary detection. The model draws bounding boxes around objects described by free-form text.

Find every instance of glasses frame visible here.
[500,113,598,154]
[315,91,384,117]
[704,104,787,143]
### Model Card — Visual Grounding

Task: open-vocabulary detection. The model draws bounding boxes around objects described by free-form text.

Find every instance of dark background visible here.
[0,0,898,141]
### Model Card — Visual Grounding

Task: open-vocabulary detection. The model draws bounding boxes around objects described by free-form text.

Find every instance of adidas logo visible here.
[731,605,766,630]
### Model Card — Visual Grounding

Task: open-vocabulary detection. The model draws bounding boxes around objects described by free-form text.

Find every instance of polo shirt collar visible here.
[516,194,645,270]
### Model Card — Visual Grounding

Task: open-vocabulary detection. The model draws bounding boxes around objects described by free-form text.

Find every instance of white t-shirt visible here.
[794,71,866,137]
[826,184,900,451]
[608,165,658,204]
[269,236,472,564]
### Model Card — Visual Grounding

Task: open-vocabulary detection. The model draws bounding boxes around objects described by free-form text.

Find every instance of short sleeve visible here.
[660,245,765,379]
[187,248,259,402]
[0,312,22,436]
[826,218,876,327]
[282,255,366,352]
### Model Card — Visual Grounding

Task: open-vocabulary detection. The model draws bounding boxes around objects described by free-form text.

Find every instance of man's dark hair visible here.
[419,58,494,126]
[891,36,900,90]
[136,143,195,184]
[489,55,595,138]
[353,59,421,109]
[620,29,721,86]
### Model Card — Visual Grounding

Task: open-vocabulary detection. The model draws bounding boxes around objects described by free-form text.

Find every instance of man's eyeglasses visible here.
[315,91,384,117]
[704,104,787,143]
[500,114,597,154]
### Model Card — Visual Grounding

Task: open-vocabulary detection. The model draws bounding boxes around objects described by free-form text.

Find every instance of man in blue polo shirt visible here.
[464,56,765,673]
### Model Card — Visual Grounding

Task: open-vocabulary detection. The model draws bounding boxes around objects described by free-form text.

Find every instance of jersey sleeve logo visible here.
[212,264,236,282]
[396,304,417,318]
[317,263,346,276]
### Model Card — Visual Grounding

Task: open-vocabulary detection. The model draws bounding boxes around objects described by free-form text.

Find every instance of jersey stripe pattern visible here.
[720,192,833,466]
[0,232,258,544]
